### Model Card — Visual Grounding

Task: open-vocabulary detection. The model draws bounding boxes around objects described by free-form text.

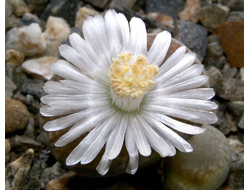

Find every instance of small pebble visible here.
[5,76,17,98]
[205,66,222,87]
[5,49,25,66]
[147,12,174,29]
[178,0,200,23]
[75,7,99,28]
[9,0,29,17]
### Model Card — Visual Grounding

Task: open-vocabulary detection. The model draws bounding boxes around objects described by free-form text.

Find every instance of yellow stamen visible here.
[109,52,158,99]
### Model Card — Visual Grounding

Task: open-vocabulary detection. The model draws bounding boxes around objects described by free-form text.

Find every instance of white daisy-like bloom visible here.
[40,10,218,176]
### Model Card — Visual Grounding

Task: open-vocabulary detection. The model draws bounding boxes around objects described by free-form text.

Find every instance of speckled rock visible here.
[5,76,17,98]
[147,12,174,29]
[10,0,29,17]
[178,0,200,23]
[197,4,229,33]
[110,0,137,10]
[227,11,244,22]
[21,78,45,100]
[221,0,244,11]
[42,16,71,56]
[5,0,12,30]
[5,139,11,163]
[214,78,244,101]
[238,115,244,129]
[162,125,231,190]
[40,0,78,27]
[40,162,67,188]
[217,21,244,68]
[22,56,57,80]
[75,7,99,28]
[227,101,244,119]
[5,23,46,57]
[5,149,35,190]
[5,49,25,66]
[9,135,43,152]
[145,0,186,20]
[220,138,244,190]
[5,98,29,134]
[222,67,238,78]
[174,20,207,62]
[83,0,110,9]
[205,66,222,87]
[20,13,45,30]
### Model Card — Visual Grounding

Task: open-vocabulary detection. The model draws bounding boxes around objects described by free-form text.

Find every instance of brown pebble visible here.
[5,49,25,66]
[217,21,244,68]
[5,98,29,134]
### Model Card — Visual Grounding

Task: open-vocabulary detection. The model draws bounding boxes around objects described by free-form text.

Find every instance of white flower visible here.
[40,9,218,176]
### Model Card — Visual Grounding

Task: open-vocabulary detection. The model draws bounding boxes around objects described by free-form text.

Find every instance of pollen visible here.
[109,52,159,98]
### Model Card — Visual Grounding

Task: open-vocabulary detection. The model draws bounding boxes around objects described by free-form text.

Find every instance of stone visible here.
[227,11,244,22]
[221,0,244,11]
[226,101,244,119]
[5,23,46,57]
[20,13,45,30]
[147,12,174,29]
[222,67,238,78]
[40,162,67,188]
[205,66,222,87]
[199,0,212,7]
[5,76,17,98]
[5,0,12,30]
[238,115,244,129]
[214,78,244,101]
[240,68,244,81]
[197,4,229,33]
[174,20,207,62]
[21,78,45,100]
[6,14,22,31]
[46,171,74,190]
[23,114,36,139]
[217,21,244,68]
[221,138,244,190]
[5,139,11,163]
[5,49,25,66]
[9,135,43,152]
[83,0,110,9]
[5,149,34,190]
[40,0,79,27]
[75,7,100,28]
[9,0,29,17]
[42,16,71,56]
[5,98,29,134]
[110,0,137,10]
[22,56,57,80]
[178,0,200,23]
[25,0,49,16]
[162,125,231,190]
[145,0,186,20]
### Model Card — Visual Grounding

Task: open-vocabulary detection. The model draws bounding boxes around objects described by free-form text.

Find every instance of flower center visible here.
[109,52,158,112]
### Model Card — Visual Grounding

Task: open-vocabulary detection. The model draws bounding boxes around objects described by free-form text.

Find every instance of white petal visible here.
[150,75,209,95]
[144,115,193,153]
[160,64,204,88]
[125,124,139,175]
[59,44,87,73]
[166,88,215,100]
[147,97,218,111]
[105,9,122,58]
[55,107,115,147]
[43,81,83,95]
[142,104,199,121]
[43,108,101,131]
[136,114,176,157]
[117,13,130,51]
[65,111,119,165]
[129,114,151,156]
[40,97,109,117]
[96,155,112,176]
[60,80,106,93]
[156,53,196,83]
[148,112,206,135]
[147,31,171,66]
[106,113,128,160]
[128,17,147,56]
[83,15,111,66]
[158,46,186,76]
[50,60,92,83]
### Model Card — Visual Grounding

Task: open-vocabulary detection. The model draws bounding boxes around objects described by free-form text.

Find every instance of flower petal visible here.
[96,155,112,176]
[136,114,176,157]
[125,124,139,175]
[55,107,115,147]
[128,17,147,56]
[147,31,171,66]
[129,114,151,156]
[158,46,186,76]
[43,81,83,95]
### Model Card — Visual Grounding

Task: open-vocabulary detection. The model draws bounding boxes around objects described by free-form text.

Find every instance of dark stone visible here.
[227,101,244,119]
[221,0,244,11]
[20,13,45,30]
[21,78,45,101]
[174,20,208,62]
[214,78,244,101]
[222,67,238,78]
[145,0,186,20]
[84,0,111,9]
[227,11,244,22]
[205,66,222,88]
[9,135,43,152]
[25,0,49,16]
[5,76,17,98]
[40,0,79,27]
